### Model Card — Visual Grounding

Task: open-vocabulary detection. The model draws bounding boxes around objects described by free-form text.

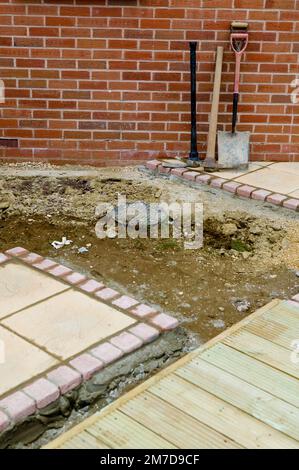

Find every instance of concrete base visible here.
[186,159,205,168]
[161,159,187,169]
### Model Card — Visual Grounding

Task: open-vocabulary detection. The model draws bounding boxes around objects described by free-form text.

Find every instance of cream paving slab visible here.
[3,290,136,359]
[0,262,69,320]
[252,161,274,167]
[0,326,57,396]
[235,167,299,195]
[270,162,299,176]
[210,163,264,180]
[288,189,299,198]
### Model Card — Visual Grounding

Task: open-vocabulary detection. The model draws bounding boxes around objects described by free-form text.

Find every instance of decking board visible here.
[87,410,177,449]
[177,359,299,441]
[201,343,299,408]
[148,374,297,449]
[244,316,297,351]
[120,392,243,449]
[44,299,299,450]
[223,329,299,379]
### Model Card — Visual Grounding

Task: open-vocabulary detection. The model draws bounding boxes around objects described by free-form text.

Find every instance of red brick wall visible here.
[0,0,299,165]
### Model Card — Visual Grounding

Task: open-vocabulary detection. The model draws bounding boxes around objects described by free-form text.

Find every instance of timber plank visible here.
[149,374,298,449]
[244,315,298,351]
[87,410,177,449]
[201,343,299,408]
[120,392,244,449]
[223,329,299,379]
[176,358,299,441]
[57,431,109,449]
[263,304,299,333]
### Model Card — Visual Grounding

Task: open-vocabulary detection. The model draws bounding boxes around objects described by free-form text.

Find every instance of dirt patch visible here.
[0,164,298,343]
[0,172,159,223]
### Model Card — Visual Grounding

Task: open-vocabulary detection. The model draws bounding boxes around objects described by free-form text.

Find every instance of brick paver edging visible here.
[144,160,299,212]
[0,248,179,435]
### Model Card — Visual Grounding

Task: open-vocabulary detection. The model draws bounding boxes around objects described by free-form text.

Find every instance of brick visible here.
[222,182,242,194]
[61,6,90,16]
[0,392,36,423]
[251,189,272,201]
[130,304,157,319]
[0,253,9,264]
[158,166,171,174]
[48,265,73,277]
[266,194,288,206]
[110,332,143,354]
[23,378,60,409]
[79,279,104,293]
[210,178,226,189]
[33,259,58,271]
[5,247,28,257]
[47,366,82,394]
[129,323,160,343]
[64,272,87,285]
[182,171,199,182]
[283,199,299,211]
[91,342,123,365]
[196,174,213,185]
[69,354,104,380]
[150,313,179,331]
[237,185,256,198]
[0,410,10,433]
[21,252,43,264]
[112,295,139,310]
[171,168,188,177]
[95,287,120,301]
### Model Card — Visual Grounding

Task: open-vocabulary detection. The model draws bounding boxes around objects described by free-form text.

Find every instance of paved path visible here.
[146,160,299,212]
[45,298,299,449]
[208,162,299,199]
[0,247,177,434]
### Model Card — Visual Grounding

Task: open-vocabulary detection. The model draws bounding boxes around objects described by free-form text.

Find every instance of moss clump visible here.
[156,239,180,251]
[230,239,251,252]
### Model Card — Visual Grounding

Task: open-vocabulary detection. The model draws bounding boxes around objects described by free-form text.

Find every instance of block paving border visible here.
[145,160,299,212]
[0,247,179,435]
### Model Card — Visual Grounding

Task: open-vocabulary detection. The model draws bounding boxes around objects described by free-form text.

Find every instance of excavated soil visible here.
[0,163,298,448]
[0,163,298,343]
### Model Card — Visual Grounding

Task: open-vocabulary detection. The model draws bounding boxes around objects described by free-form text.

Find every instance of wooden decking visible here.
[45,299,299,449]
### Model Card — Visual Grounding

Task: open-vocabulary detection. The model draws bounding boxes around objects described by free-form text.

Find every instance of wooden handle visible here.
[206,46,224,161]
